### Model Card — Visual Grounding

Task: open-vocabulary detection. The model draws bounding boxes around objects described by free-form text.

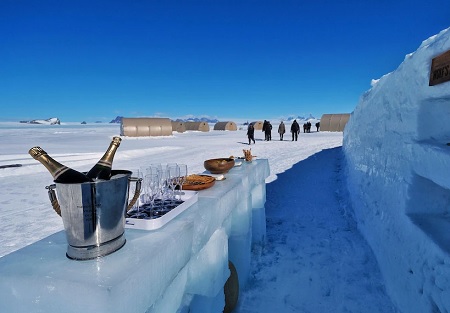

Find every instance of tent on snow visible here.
[171,121,186,133]
[319,114,351,132]
[184,121,210,132]
[120,117,173,137]
[250,121,264,130]
[213,121,237,131]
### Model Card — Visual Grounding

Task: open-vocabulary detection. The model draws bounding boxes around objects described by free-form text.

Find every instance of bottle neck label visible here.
[96,160,112,167]
[53,166,70,179]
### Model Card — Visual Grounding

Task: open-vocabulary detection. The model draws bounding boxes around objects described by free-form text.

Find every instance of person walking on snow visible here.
[291,120,300,141]
[266,121,273,141]
[278,121,286,141]
[262,120,268,141]
[247,123,256,145]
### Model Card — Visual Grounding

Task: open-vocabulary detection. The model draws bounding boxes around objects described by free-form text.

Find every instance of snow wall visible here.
[343,27,450,313]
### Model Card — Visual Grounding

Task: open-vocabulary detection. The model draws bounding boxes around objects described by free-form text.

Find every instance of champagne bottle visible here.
[29,147,92,183]
[86,136,122,180]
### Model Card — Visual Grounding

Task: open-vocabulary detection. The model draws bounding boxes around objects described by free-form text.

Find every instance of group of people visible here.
[262,120,272,141]
[303,121,312,133]
[302,121,320,133]
[247,119,312,144]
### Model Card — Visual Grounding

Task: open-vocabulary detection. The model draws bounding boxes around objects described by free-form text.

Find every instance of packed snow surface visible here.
[0,122,395,312]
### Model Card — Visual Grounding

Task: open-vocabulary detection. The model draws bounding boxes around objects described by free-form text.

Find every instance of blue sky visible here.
[1,0,449,123]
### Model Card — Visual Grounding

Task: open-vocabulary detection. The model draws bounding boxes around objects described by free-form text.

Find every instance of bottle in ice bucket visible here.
[86,136,122,180]
[28,147,92,183]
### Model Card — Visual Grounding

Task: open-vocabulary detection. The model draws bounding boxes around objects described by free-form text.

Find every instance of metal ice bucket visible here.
[46,170,141,260]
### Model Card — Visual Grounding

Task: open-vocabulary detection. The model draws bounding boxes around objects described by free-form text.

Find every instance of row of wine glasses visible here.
[144,163,187,201]
[127,163,188,219]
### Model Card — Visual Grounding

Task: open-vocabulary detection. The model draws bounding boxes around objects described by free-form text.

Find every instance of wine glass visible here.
[140,166,151,177]
[150,163,162,175]
[176,164,188,201]
[166,164,180,206]
[151,173,168,218]
[166,163,178,173]
[143,173,160,219]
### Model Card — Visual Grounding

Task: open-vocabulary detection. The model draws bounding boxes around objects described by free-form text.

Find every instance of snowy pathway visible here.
[234,147,398,313]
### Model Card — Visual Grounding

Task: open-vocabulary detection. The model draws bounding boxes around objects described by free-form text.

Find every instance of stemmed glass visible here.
[166,164,180,206]
[176,164,188,201]
[156,166,169,209]
[150,163,162,176]
[143,173,160,219]
[140,166,151,177]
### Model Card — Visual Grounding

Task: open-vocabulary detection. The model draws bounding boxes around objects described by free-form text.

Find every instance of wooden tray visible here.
[182,174,216,191]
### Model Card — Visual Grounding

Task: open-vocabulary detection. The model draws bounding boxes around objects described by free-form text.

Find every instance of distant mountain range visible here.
[18,115,319,125]
[176,117,219,123]
[109,116,219,123]
[19,117,61,125]
[110,116,123,123]
[109,115,321,124]
[284,114,317,122]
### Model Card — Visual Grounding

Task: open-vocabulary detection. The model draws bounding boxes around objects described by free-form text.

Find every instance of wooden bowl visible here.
[204,158,235,174]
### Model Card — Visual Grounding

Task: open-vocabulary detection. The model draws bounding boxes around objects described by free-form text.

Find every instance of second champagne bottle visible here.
[86,136,122,181]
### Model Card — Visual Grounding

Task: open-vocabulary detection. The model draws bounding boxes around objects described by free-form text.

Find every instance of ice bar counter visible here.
[0,159,270,313]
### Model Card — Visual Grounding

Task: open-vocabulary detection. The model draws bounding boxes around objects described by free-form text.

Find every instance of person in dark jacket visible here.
[291,120,300,141]
[247,123,256,145]
[265,121,272,141]
[262,120,268,141]
[278,121,286,141]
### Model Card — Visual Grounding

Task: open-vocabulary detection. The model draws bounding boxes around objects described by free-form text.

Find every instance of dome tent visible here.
[214,121,237,131]
[184,121,210,132]
[319,114,350,132]
[171,120,186,133]
[120,118,173,137]
[250,121,264,130]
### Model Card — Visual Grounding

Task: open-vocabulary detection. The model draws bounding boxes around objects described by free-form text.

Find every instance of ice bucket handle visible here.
[45,176,142,217]
[46,184,61,216]
[127,176,142,212]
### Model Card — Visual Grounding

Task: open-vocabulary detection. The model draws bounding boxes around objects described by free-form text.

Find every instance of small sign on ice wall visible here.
[429,49,450,86]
